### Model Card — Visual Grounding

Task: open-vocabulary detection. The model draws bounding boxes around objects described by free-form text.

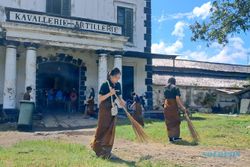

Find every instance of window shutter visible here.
[62,0,71,16]
[46,0,61,15]
[117,7,125,35]
[125,8,133,42]
[46,0,52,13]
[117,7,125,25]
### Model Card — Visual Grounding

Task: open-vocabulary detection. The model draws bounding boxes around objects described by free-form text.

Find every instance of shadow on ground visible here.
[171,140,199,146]
[108,156,136,167]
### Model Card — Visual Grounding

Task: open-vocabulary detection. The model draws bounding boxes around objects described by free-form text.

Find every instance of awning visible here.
[216,88,243,95]
[233,87,250,95]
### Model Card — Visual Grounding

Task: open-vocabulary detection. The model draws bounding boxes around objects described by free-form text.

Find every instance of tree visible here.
[190,0,250,46]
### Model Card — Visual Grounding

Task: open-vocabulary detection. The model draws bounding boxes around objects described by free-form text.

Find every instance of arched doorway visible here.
[36,54,86,114]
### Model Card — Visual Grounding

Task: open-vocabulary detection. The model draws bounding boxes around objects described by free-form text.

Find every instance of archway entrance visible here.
[36,54,86,114]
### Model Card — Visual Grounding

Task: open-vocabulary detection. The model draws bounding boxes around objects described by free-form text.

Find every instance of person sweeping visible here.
[131,92,144,127]
[163,77,188,142]
[91,67,126,159]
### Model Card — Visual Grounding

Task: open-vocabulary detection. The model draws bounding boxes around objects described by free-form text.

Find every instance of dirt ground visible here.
[0,128,249,167]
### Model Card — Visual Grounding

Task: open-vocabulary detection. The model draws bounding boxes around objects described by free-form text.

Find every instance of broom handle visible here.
[113,93,128,113]
[113,93,136,120]
[184,112,192,126]
[105,80,128,114]
[113,93,133,114]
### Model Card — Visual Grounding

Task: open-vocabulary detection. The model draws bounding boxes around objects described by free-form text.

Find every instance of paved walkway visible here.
[34,112,97,131]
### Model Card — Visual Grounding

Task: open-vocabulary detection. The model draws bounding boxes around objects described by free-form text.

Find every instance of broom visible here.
[184,112,200,143]
[114,93,149,143]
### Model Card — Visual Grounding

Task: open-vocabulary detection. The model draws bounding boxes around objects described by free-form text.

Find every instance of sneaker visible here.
[109,154,119,160]
[169,137,182,142]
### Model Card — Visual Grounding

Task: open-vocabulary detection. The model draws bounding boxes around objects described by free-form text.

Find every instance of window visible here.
[117,7,134,43]
[46,0,71,16]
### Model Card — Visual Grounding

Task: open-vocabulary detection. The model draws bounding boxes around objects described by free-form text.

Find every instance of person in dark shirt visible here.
[64,90,71,115]
[131,92,144,127]
[91,67,126,159]
[70,88,78,113]
[140,95,146,111]
[86,88,95,116]
[163,77,188,142]
[23,86,32,101]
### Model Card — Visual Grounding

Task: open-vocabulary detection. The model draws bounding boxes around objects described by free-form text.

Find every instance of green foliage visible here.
[247,78,250,84]
[201,92,217,107]
[190,0,250,46]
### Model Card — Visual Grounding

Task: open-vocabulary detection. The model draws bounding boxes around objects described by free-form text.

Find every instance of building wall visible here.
[0,46,5,105]
[36,47,99,103]
[16,46,26,108]
[0,0,149,110]
[153,85,238,113]
[8,46,147,106]
[107,56,147,96]
[0,45,27,108]
[0,0,147,52]
[153,59,250,73]
[152,59,250,112]
[0,0,46,13]
[123,57,147,96]
[0,46,96,108]
[153,75,249,88]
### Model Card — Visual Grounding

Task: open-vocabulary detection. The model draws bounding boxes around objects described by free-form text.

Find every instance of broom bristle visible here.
[184,113,200,143]
[124,109,148,142]
[115,94,148,143]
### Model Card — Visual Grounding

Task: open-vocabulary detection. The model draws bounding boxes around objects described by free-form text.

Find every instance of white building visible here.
[152,59,250,113]
[0,0,176,116]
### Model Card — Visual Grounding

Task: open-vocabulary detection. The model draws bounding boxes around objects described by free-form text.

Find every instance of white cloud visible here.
[171,21,187,38]
[208,37,248,63]
[157,1,212,22]
[152,40,183,55]
[190,2,212,20]
[157,12,192,23]
[152,37,249,65]
[180,50,209,61]
[181,37,249,64]
[154,1,248,65]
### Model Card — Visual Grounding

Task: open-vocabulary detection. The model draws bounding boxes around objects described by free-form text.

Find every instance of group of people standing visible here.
[47,88,78,113]
[91,67,188,159]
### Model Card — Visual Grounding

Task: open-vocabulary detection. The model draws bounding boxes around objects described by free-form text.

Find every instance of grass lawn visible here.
[116,113,250,149]
[0,113,249,167]
[0,140,179,167]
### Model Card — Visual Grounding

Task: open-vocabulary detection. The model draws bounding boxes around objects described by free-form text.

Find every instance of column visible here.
[3,42,18,109]
[114,54,123,89]
[98,53,108,103]
[24,43,38,102]
[190,87,195,107]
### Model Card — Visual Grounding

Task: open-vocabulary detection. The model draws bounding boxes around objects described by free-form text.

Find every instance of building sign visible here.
[6,8,123,35]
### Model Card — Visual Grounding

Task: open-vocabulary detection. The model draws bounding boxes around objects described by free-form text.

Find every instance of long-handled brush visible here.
[114,94,148,143]
[184,112,200,143]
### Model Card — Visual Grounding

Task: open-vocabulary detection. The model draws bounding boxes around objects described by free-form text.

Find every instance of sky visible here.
[151,0,250,65]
